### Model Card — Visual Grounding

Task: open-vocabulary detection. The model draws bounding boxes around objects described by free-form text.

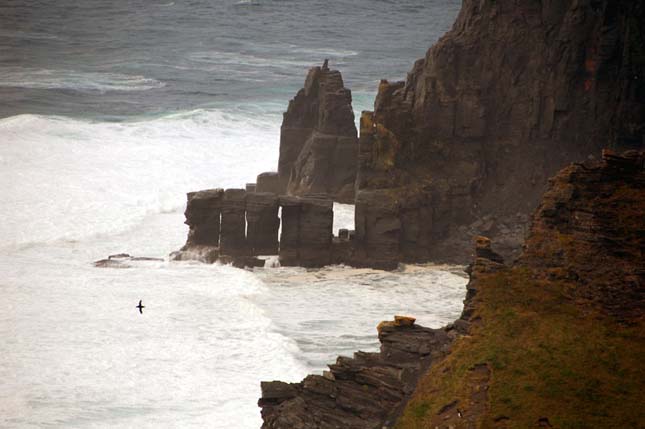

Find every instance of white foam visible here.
[0,68,165,93]
[0,109,279,248]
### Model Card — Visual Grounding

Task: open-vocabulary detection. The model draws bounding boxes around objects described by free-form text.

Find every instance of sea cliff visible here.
[356,0,644,264]
[259,150,645,428]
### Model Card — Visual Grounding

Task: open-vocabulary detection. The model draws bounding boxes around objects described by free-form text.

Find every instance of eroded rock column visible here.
[220,188,247,256]
[246,192,279,255]
[184,188,223,247]
[278,196,333,267]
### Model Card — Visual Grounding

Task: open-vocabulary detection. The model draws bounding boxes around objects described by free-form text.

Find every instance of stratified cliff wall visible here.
[275,61,358,203]
[357,0,644,263]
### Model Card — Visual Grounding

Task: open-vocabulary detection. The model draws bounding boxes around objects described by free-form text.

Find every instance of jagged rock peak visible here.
[277,60,359,203]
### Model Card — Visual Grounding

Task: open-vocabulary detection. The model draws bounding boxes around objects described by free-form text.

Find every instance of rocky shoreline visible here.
[259,150,644,428]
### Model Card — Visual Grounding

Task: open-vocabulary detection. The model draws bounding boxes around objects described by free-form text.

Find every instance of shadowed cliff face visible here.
[357,0,644,263]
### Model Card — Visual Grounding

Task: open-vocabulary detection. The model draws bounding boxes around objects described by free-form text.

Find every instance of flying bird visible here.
[136,300,145,314]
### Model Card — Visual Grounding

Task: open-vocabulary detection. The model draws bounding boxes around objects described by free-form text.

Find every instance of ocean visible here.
[0,1,463,427]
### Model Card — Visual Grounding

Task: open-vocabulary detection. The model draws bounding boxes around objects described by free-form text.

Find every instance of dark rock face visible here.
[278,62,359,203]
[246,192,279,255]
[183,189,223,247]
[259,317,455,429]
[357,0,645,263]
[278,196,333,268]
[521,150,645,320]
[219,188,247,256]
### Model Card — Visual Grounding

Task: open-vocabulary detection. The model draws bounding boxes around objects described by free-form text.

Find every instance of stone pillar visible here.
[299,198,333,267]
[220,188,247,256]
[355,189,401,270]
[246,192,279,255]
[278,196,301,266]
[279,196,333,267]
[184,189,223,247]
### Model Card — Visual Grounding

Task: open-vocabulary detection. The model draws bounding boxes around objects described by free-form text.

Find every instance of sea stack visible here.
[270,60,359,203]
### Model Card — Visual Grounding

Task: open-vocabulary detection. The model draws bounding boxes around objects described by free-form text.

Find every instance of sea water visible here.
[0,1,463,427]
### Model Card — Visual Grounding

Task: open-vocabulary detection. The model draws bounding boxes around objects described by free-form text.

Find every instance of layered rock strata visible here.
[356,0,644,264]
[246,192,279,255]
[520,149,645,320]
[220,188,248,256]
[258,316,456,429]
[183,189,223,247]
[279,196,333,267]
[257,61,359,203]
[173,189,337,268]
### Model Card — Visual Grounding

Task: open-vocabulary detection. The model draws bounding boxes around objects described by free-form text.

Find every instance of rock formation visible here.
[172,189,337,268]
[183,189,223,247]
[520,149,645,320]
[258,61,358,203]
[246,192,279,255]
[259,316,456,429]
[260,151,644,428]
[219,188,248,256]
[357,0,644,264]
[278,196,333,267]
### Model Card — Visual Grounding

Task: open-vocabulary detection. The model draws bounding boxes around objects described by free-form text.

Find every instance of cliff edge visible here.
[397,150,644,428]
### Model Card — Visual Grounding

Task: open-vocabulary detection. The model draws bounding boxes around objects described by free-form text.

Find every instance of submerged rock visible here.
[94,254,164,268]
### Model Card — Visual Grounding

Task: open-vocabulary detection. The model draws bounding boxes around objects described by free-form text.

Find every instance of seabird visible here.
[136,300,145,314]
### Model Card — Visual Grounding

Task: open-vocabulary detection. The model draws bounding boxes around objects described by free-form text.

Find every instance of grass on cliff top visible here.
[396,267,645,429]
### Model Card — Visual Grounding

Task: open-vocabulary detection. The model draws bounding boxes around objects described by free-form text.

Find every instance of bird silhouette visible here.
[136,300,145,314]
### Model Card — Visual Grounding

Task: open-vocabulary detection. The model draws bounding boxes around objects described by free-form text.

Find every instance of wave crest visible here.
[0,68,165,93]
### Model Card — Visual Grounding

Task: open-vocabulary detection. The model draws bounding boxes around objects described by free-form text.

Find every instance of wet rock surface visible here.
[93,253,165,268]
